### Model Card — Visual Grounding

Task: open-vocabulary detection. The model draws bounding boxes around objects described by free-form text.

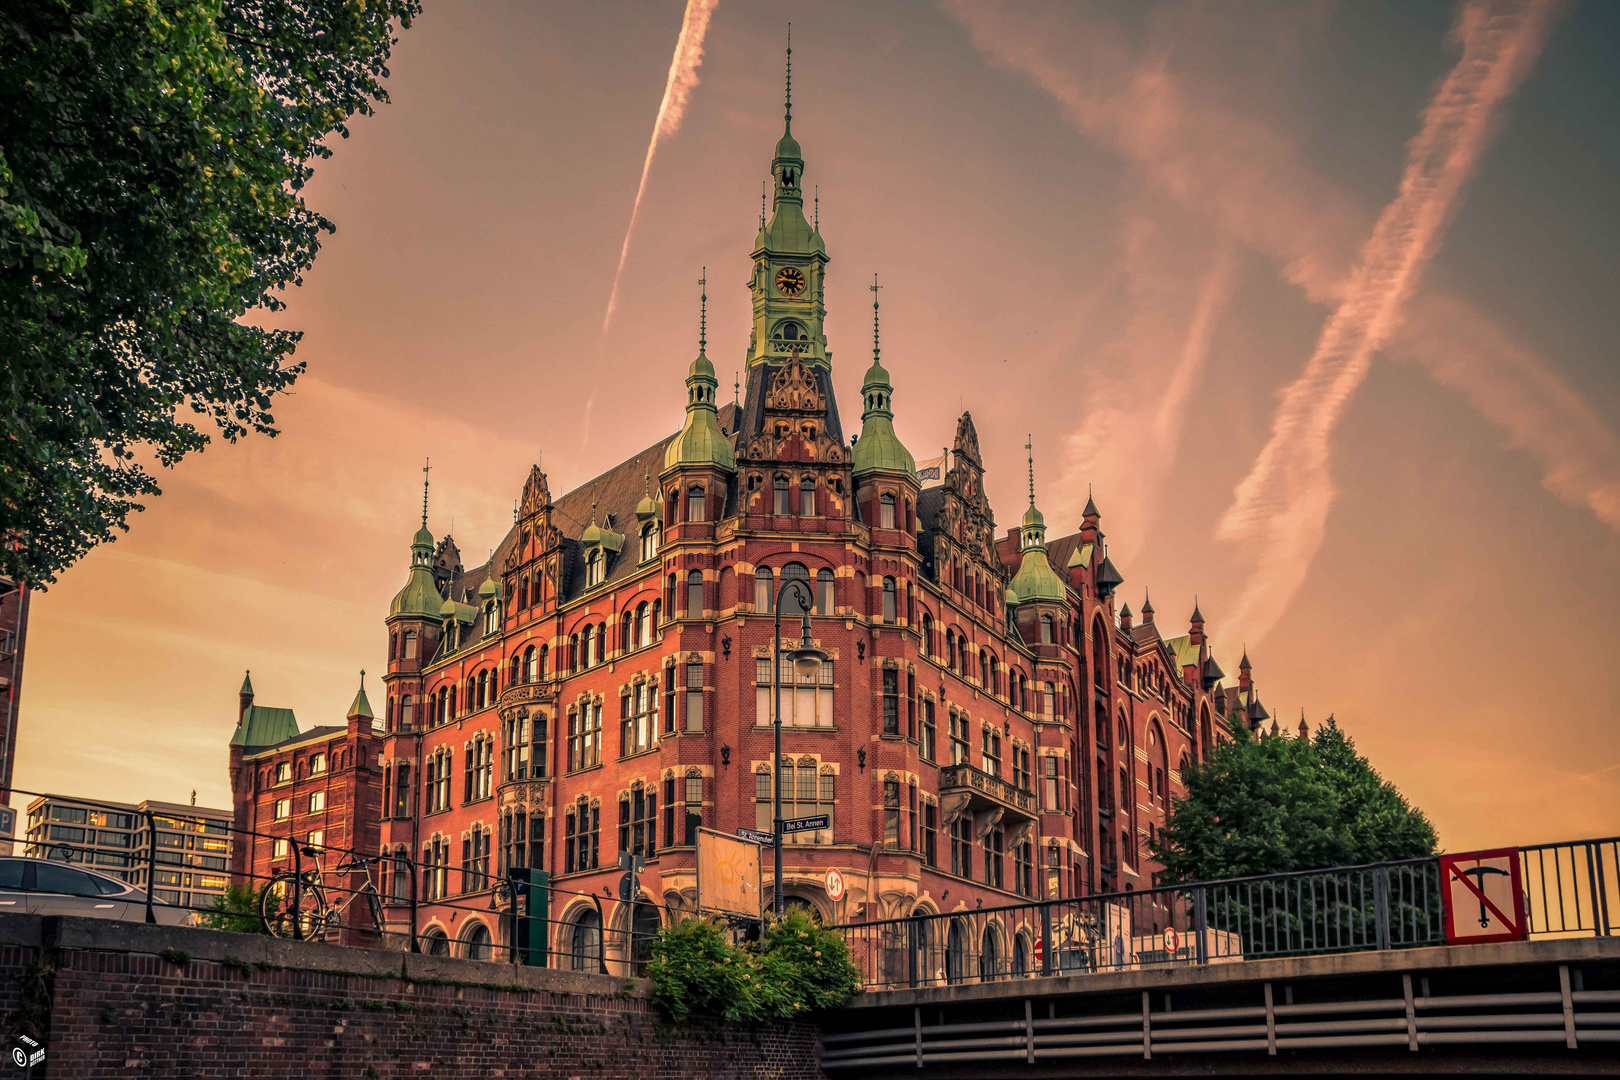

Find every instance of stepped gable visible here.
[445,405,739,607]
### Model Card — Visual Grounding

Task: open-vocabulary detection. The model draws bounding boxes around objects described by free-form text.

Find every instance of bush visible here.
[646,912,861,1024]
[195,884,273,935]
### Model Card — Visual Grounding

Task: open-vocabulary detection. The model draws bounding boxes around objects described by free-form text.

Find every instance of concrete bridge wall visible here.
[0,914,822,1079]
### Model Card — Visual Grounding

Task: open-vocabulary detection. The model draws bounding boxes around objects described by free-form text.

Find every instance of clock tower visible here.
[746,35,830,370]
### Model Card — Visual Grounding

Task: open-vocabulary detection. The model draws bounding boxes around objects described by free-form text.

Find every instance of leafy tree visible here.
[195,883,273,934]
[1150,717,1437,885]
[646,912,862,1024]
[0,0,418,586]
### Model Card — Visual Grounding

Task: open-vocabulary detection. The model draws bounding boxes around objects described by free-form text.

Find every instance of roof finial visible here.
[421,457,432,527]
[733,371,740,407]
[1025,435,1035,506]
[359,669,366,690]
[870,273,882,363]
[785,23,792,132]
[698,266,707,355]
[814,185,819,231]
[761,181,767,229]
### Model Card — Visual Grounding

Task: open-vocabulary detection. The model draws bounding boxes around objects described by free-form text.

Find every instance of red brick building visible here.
[228,673,384,945]
[233,62,1280,967]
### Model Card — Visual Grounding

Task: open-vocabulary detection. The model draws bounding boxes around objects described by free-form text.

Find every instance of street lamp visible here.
[772,577,825,918]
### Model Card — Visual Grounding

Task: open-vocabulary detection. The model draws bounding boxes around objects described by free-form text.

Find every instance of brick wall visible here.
[0,914,822,1079]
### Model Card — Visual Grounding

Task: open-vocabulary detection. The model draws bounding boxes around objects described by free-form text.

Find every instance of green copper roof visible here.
[390,566,441,618]
[1010,545,1067,604]
[440,598,477,623]
[1067,543,1094,569]
[1167,634,1201,670]
[852,297,913,478]
[665,350,736,472]
[1022,503,1045,528]
[240,670,254,696]
[230,704,299,749]
[478,576,498,598]
[347,685,374,720]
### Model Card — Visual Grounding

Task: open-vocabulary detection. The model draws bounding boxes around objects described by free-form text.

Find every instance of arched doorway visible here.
[1012,933,1030,977]
[461,921,492,961]
[978,925,1001,982]
[424,928,450,956]
[570,909,602,972]
[629,903,661,975]
[945,921,966,985]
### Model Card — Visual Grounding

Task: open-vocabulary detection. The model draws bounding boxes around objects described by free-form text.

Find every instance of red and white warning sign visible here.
[825,867,845,902]
[1441,848,1527,944]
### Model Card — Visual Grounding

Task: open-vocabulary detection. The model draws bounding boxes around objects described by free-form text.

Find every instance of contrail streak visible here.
[1215,0,1559,642]
[603,0,719,335]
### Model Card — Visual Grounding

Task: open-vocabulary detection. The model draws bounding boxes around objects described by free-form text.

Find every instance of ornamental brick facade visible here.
[231,57,1279,968]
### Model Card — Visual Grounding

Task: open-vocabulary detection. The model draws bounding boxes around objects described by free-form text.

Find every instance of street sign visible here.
[781,814,829,835]
[825,867,845,901]
[1441,848,1526,944]
[737,827,774,845]
[1163,927,1180,955]
[696,828,763,921]
[618,871,640,903]
[1032,937,1043,969]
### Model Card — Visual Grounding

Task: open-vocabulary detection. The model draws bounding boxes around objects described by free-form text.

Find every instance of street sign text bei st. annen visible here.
[1441,847,1527,944]
[781,814,830,835]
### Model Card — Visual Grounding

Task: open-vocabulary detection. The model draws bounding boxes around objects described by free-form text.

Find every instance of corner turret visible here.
[1008,439,1067,605]
[851,275,914,479]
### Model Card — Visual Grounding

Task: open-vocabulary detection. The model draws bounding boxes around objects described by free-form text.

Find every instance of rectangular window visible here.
[683,776,703,845]
[754,771,773,833]
[307,830,325,851]
[755,657,835,728]
[664,777,678,847]
[950,816,971,878]
[949,713,970,766]
[273,799,291,821]
[618,786,656,860]
[687,573,704,616]
[272,838,290,859]
[310,753,327,775]
[1012,747,1031,793]
[1014,842,1033,897]
[755,764,834,845]
[985,826,1004,889]
[882,780,900,848]
[920,699,936,762]
[392,763,411,818]
[1043,756,1060,810]
[663,666,676,733]
[275,763,290,784]
[881,669,899,735]
[685,661,703,731]
[980,729,1002,778]
[308,791,326,813]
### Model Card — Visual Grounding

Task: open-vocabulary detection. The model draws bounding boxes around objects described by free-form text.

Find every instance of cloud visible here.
[946,0,1601,644]
[1215,0,1560,640]
[602,0,721,334]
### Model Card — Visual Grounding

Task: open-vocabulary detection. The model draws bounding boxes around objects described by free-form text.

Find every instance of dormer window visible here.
[586,549,604,588]
[639,522,658,562]
[484,601,499,635]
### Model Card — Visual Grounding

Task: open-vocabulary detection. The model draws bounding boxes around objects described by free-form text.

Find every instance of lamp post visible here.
[772,578,825,918]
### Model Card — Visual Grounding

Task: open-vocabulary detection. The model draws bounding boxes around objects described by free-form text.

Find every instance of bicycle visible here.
[260,846,386,940]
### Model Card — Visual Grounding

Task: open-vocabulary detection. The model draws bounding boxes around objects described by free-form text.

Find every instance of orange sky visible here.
[16,1,1620,850]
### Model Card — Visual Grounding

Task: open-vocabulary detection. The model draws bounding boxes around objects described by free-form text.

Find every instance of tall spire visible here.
[814,185,819,231]
[784,24,792,131]
[665,267,735,474]
[421,457,431,528]
[1026,435,1036,507]
[698,266,707,355]
[871,272,881,363]
[760,182,767,230]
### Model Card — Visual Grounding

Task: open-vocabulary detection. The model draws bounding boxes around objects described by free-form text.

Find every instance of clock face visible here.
[775,266,806,297]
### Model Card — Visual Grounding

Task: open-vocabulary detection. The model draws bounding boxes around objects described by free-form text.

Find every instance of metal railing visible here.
[831,837,1620,991]
[5,785,672,976]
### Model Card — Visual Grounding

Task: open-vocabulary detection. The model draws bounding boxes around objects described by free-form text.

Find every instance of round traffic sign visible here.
[825,867,845,901]
[1163,927,1180,955]
[1032,937,1044,968]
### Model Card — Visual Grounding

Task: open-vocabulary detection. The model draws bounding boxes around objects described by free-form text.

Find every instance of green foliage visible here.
[1150,718,1438,884]
[196,883,273,934]
[0,0,418,586]
[646,912,861,1025]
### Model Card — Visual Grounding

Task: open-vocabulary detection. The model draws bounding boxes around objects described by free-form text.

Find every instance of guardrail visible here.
[830,837,1619,991]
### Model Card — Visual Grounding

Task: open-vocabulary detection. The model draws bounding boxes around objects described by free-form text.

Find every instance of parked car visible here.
[0,857,191,925]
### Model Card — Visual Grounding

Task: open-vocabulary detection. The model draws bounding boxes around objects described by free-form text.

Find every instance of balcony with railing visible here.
[938,763,1036,822]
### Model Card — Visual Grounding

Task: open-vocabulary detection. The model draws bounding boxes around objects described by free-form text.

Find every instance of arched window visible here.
[583,627,596,668]
[979,926,1001,982]
[569,634,580,673]
[640,522,658,562]
[946,921,966,985]
[586,549,603,588]
[621,610,634,651]
[637,602,652,646]
[538,644,548,679]
[686,486,706,523]
[1040,614,1054,644]
[774,476,791,515]
[755,566,774,613]
[781,563,810,614]
[881,578,897,624]
[946,630,957,672]
[686,570,704,616]
[800,476,816,516]
[920,611,933,656]
[1043,681,1057,719]
[816,568,835,615]
[461,922,492,961]
[880,493,896,529]
[570,909,602,972]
